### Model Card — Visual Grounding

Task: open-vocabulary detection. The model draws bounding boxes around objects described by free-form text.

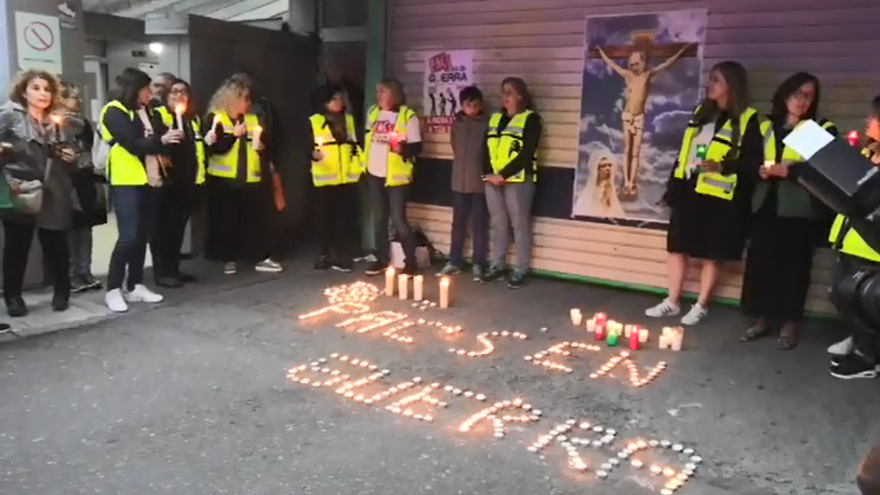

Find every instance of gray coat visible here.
[0,101,74,231]
[450,112,489,194]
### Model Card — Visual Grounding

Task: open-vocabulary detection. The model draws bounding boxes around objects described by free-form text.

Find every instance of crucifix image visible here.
[590,32,696,200]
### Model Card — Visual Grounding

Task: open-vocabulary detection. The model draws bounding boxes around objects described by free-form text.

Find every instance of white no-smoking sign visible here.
[15,12,63,74]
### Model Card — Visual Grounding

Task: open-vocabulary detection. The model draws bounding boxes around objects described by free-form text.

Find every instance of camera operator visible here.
[827,97,880,379]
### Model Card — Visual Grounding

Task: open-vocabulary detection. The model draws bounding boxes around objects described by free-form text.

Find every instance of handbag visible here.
[6,160,48,216]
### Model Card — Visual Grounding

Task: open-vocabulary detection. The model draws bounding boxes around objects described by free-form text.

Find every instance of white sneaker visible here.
[645,298,681,318]
[224,262,237,275]
[125,284,164,304]
[681,303,708,326]
[105,289,129,313]
[828,336,855,356]
[255,258,283,273]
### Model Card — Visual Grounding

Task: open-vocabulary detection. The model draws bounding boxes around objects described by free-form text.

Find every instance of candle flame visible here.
[50,114,62,125]
[175,103,186,114]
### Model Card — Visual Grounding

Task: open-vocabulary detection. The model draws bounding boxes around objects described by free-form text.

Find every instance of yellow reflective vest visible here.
[754,118,837,217]
[155,105,206,185]
[828,147,880,263]
[99,100,148,186]
[364,104,417,187]
[487,110,538,183]
[206,111,261,183]
[309,113,362,187]
[673,106,761,200]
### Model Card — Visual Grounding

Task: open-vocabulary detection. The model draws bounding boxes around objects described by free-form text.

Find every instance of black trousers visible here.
[151,184,197,277]
[3,221,70,300]
[205,179,271,263]
[313,183,357,260]
[831,255,880,363]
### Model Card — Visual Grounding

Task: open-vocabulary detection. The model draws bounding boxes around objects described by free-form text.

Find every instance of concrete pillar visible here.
[287,0,317,35]
[0,0,87,289]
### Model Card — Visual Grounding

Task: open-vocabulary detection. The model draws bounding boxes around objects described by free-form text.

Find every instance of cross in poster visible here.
[588,33,697,201]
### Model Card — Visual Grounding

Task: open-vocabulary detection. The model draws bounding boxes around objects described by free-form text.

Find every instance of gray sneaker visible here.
[471,264,485,281]
[436,263,461,277]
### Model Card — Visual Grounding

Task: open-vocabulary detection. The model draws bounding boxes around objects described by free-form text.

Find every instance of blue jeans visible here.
[449,192,488,267]
[107,186,156,291]
[68,227,93,278]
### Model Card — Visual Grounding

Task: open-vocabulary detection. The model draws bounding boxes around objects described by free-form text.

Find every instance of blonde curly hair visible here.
[208,74,251,116]
[8,69,61,111]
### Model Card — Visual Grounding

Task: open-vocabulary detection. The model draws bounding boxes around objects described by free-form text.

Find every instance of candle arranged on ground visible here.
[670,327,684,351]
[398,274,409,300]
[570,309,582,326]
[413,275,424,301]
[639,328,649,344]
[606,331,619,347]
[585,317,595,333]
[659,327,671,350]
[175,103,185,131]
[593,314,606,341]
[385,267,395,296]
[439,277,450,309]
[628,328,640,351]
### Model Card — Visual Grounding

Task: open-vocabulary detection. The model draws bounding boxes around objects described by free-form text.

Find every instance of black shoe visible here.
[331,259,353,273]
[5,297,28,317]
[507,270,527,290]
[829,354,879,380]
[365,261,388,276]
[155,275,185,288]
[401,265,417,276]
[479,266,506,284]
[0,322,10,332]
[52,293,70,312]
[70,276,90,294]
[314,255,330,271]
[83,275,103,291]
[174,271,196,283]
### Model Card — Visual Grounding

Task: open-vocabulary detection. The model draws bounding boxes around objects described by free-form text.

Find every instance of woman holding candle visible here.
[0,69,78,316]
[645,61,764,325]
[740,73,836,349]
[481,77,542,290]
[204,74,282,276]
[60,81,107,294]
[151,79,205,287]
[309,83,362,273]
[100,68,181,313]
[363,77,422,276]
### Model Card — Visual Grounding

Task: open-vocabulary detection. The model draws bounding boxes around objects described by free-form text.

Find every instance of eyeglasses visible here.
[170,88,189,95]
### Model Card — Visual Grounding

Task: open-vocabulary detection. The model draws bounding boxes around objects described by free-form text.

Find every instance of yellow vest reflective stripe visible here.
[99,100,148,186]
[487,110,538,184]
[155,106,206,185]
[309,113,362,187]
[364,105,417,187]
[206,112,261,183]
[828,147,880,262]
[674,106,759,200]
[762,118,836,163]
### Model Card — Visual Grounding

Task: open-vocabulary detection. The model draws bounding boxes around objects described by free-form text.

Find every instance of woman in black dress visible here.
[645,61,764,326]
[740,72,835,349]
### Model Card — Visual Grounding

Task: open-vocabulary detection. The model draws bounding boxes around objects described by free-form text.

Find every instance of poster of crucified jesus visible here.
[572,9,707,225]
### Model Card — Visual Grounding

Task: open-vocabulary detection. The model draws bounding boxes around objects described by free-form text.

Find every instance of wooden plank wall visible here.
[388,0,880,314]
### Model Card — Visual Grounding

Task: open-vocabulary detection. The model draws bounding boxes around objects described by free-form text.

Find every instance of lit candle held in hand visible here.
[253,125,263,148]
[175,104,186,131]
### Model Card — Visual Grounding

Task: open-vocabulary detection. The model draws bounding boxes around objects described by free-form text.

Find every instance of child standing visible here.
[438,86,489,279]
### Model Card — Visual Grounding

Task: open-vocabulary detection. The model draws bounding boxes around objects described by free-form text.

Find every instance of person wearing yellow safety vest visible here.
[480,77,542,290]
[100,68,183,313]
[827,96,880,380]
[740,73,836,350]
[363,77,422,276]
[645,61,764,326]
[151,79,205,288]
[309,83,363,273]
[203,74,282,276]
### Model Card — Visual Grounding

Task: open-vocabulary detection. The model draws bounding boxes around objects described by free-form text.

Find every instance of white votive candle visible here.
[570,308,583,325]
[413,275,424,301]
[439,277,450,309]
[385,267,395,296]
[398,274,409,300]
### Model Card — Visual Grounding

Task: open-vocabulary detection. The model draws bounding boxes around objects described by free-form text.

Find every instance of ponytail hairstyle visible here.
[694,61,750,156]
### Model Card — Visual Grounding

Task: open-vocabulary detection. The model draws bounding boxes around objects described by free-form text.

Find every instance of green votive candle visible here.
[607,333,619,347]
